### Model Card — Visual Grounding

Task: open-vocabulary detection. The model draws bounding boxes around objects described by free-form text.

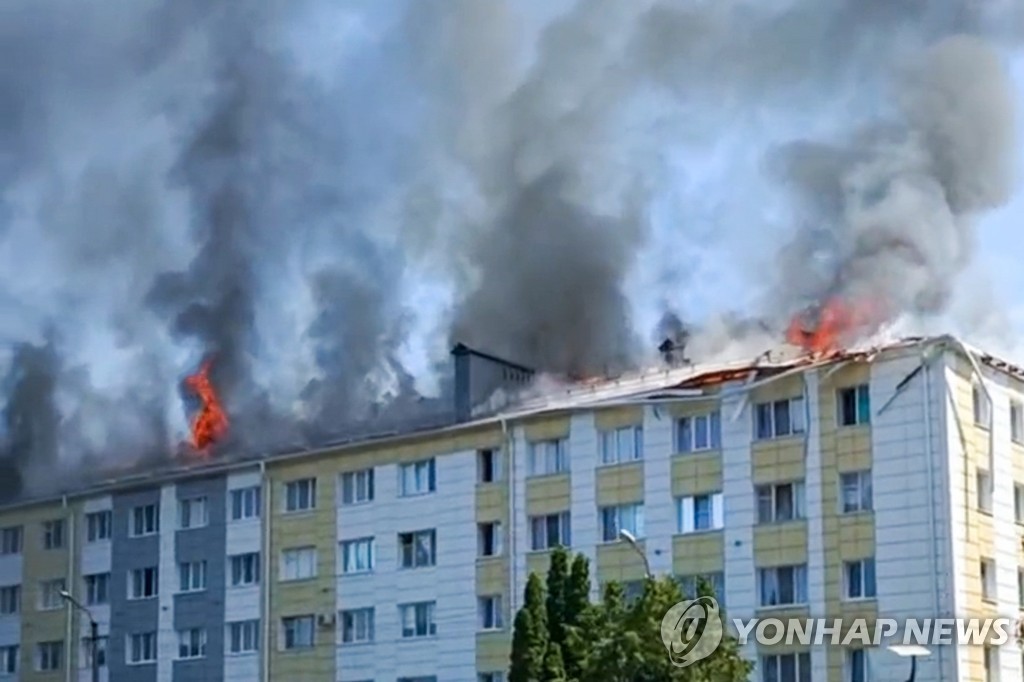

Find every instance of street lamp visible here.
[618,529,652,579]
[59,590,99,682]
[888,644,931,682]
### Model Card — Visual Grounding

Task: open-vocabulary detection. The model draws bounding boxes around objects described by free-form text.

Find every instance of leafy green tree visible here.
[562,553,592,679]
[543,642,568,681]
[509,573,548,682]
[510,550,752,681]
[546,547,570,651]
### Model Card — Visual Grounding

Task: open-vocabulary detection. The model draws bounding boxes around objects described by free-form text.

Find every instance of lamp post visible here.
[888,644,931,682]
[60,590,99,682]
[618,529,652,580]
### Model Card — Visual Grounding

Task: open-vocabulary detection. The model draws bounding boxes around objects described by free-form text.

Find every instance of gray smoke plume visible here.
[0,0,1019,502]
[769,34,1016,336]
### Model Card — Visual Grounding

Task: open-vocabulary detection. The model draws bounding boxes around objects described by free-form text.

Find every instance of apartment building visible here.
[0,334,1017,681]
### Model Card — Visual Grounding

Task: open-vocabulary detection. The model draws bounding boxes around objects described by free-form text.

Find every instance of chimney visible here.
[451,343,535,422]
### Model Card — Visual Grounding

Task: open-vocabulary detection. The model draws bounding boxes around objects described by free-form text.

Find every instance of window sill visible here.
[229,516,260,524]
[177,525,210,532]
[126,596,158,602]
[176,589,208,596]
[126,660,157,666]
[978,508,994,517]
[477,554,503,563]
[598,537,646,546]
[756,603,809,613]
[753,433,806,444]
[339,500,373,509]
[673,528,724,538]
[175,656,207,662]
[673,448,721,458]
[397,491,436,499]
[842,596,877,604]
[981,596,998,605]
[338,570,374,578]
[399,634,438,641]
[525,471,569,480]
[755,518,807,527]
[127,533,158,540]
[279,646,317,655]
[478,627,506,634]
[280,509,317,517]
[278,577,318,584]
[839,509,873,517]
[225,651,258,658]
[339,640,375,647]
[836,423,871,431]
[596,459,644,470]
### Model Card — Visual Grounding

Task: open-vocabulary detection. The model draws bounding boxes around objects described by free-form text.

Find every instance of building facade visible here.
[0,335,1017,681]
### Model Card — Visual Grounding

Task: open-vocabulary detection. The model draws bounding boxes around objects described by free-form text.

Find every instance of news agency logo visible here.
[660,596,724,668]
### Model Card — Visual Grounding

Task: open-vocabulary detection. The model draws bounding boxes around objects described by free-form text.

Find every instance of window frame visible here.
[283,479,317,513]
[753,396,806,441]
[676,411,722,453]
[599,425,644,465]
[129,505,159,538]
[599,503,645,542]
[837,384,871,427]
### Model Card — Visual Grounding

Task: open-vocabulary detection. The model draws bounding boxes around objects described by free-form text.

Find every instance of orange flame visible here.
[183,359,229,453]
[785,297,879,355]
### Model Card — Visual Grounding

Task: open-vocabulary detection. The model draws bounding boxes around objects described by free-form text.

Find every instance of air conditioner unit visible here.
[317,613,336,628]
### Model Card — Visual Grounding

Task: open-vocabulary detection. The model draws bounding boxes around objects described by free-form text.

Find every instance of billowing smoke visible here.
[769,34,1016,331]
[0,0,1019,500]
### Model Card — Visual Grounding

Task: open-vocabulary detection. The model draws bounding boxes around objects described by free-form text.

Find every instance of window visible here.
[601,503,644,542]
[530,512,571,550]
[340,469,374,505]
[676,493,724,534]
[528,439,568,476]
[127,632,157,664]
[230,553,260,586]
[0,527,21,555]
[0,585,19,614]
[677,572,725,601]
[178,497,208,529]
[757,481,806,523]
[758,565,808,607]
[177,628,206,659]
[284,478,317,512]
[400,459,437,496]
[1013,400,1024,445]
[0,645,16,674]
[982,557,997,602]
[399,530,437,569]
[42,520,64,549]
[340,608,375,644]
[230,486,261,520]
[676,411,722,453]
[1018,568,1024,609]
[974,384,991,426]
[478,595,504,630]
[84,573,109,606]
[478,522,502,557]
[479,674,505,682]
[85,511,111,542]
[760,651,811,682]
[1016,485,1024,524]
[82,635,107,669]
[978,469,994,513]
[178,560,207,592]
[228,620,260,654]
[399,601,437,638]
[754,396,805,440]
[39,579,65,610]
[599,425,644,464]
[128,567,158,600]
[282,615,315,649]
[36,641,62,672]
[844,558,877,599]
[341,538,374,574]
[130,504,159,537]
[837,384,871,426]
[845,649,869,682]
[281,547,317,581]
[840,471,873,513]
[399,678,438,682]
[984,645,998,682]
[478,448,501,483]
